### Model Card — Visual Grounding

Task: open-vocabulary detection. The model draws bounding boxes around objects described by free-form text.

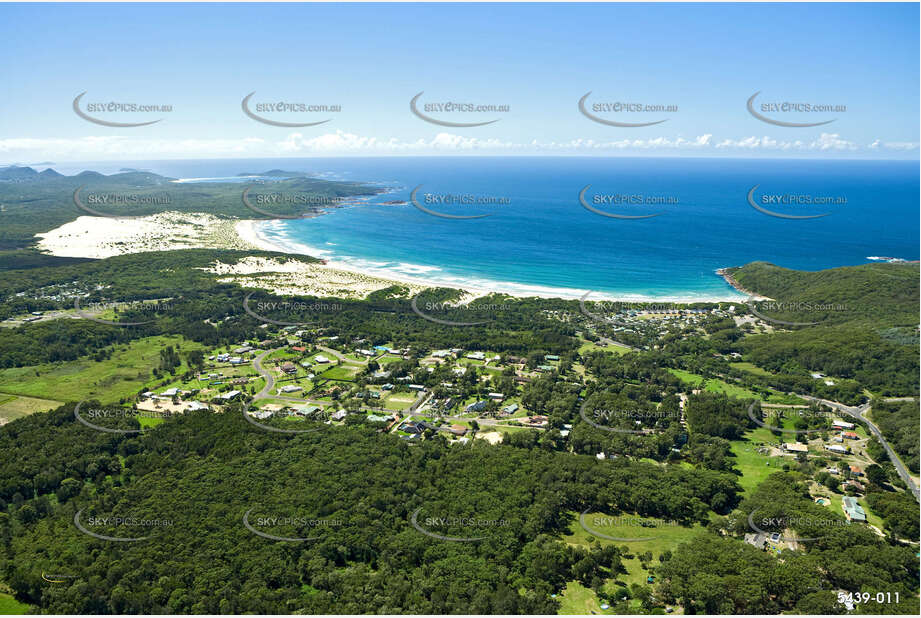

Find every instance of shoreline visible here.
[715,268,772,301]
[237,218,747,303]
[33,210,748,303]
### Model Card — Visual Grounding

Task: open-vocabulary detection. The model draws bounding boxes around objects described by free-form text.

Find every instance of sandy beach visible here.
[34,212,745,303]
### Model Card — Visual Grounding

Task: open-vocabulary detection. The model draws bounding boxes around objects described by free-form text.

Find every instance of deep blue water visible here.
[46,157,920,300]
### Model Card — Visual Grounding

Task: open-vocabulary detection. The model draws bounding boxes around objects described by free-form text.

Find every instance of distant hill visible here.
[0,166,39,181]
[729,261,918,328]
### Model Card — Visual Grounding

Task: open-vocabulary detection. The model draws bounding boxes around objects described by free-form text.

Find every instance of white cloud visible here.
[0,130,915,161]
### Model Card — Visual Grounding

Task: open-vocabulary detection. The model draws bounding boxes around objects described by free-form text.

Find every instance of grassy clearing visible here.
[563,511,703,591]
[0,393,63,423]
[730,361,772,376]
[557,580,606,615]
[0,335,204,405]
[729,436,788,495]
[0,592,31,614]
[668,369,803,405]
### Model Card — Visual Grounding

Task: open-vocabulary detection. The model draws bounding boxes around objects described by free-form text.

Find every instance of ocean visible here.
[44,157,920,300]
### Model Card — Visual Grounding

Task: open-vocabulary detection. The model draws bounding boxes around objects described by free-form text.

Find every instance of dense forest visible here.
[2,403,737,614]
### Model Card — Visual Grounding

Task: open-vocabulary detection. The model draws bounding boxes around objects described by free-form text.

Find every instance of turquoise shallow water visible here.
[250,157,919,300]
[52,157,920,300]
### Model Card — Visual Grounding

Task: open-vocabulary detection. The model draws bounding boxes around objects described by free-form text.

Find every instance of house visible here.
[849,465,863,476]
[465,400,486,413]
[525,415,549,427]
[229,357,245,365]
[832,419,855,430]
[186,401,209,411]
[842,497,866,523]
[280,362,297,374]
[447,424,468,436]
[161,387,179,397]
[783,442,809,453]
[400,421,427,434]
[466,351,486,360]
[366,414,392,423]
[314,355,330,364]
[846,479,866,492]
[536,364,554,372]
[216,353,230,362]
[843,431,859,440]
[501,403,519,415]
[293,405,322,417]
[381,383,394,391]
[234,346,253,354]
[279,385,302,393]
[545,354,560,361]
[358,349,375,356]
[291,345,307,353]
[408,384,426,392]
[432,349,451,358]
[827,467,840,475]
[219,390,242,401]
[373,370,391,379]
[825,444,848,454]
[452,367,467,376]
[487,392,505,401]
[331,410,347,421]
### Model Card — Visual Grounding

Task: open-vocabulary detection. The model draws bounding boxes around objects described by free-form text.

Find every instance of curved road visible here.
[802,395,919,502]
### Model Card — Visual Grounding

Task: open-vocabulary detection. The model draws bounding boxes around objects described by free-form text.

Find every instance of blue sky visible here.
[1,2,918,161]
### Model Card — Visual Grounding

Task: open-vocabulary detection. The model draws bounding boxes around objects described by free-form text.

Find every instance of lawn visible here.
[730,361,772,376]
[729,436,788,495]
[557,580,607,615]
[384,394,416,411]
[0,335,205,405]
[563,511,703,591]
[578,340,631,356]
[0,592,31,615]
[0,394,63,424]
[316,365,358,381]
[668,369,803,405]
